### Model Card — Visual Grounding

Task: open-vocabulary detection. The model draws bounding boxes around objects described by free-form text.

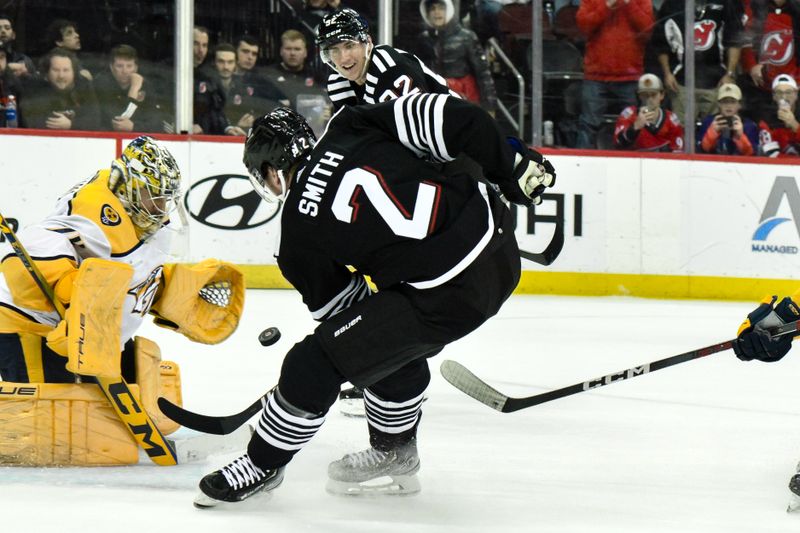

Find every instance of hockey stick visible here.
[157,394,266,435]
[440,320,800,413]
[0,213,178,465]
[518,221,564,266]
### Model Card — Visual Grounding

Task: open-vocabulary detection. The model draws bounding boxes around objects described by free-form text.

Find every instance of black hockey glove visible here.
[501,137,556,207]
[733,295,799,362]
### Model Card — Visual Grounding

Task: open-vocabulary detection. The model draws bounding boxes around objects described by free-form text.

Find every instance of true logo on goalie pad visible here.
[0,385,36,396]
[100,204,121,226]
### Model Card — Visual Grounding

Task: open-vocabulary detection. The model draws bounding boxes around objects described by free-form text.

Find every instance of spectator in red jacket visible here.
[758,73,800,156]
[614,73,684,152]
[575,0,654,149]
[741,0,800,123]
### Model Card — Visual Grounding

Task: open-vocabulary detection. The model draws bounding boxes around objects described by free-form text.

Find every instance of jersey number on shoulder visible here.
[331,167,440,239]
[378,75,421,102]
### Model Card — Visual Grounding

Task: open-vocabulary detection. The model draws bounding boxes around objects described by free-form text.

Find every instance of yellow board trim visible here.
[235,264,799,302]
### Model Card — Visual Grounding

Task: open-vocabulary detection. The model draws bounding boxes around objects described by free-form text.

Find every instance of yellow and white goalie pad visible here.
[0,336,182,466]
[150,259,244,344]
[49,258,134,377]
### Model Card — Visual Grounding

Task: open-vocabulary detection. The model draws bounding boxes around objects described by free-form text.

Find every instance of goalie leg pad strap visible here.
[133,336,182,436]
[0,381,139,465]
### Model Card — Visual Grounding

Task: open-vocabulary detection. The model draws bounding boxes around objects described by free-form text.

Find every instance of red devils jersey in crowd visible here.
[758,119,800,156]
[653,0,746,89]
[614,106,685,152]
[741,0,800,89]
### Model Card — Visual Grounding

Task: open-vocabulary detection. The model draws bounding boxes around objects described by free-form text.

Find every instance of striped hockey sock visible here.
[363,388,424,449]
[249,388,325,468]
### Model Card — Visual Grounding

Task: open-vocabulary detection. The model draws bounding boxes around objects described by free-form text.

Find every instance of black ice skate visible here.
[338,385,365,417]
[788,471,800,512]
[326,440,420,496]
[194,453,284,508]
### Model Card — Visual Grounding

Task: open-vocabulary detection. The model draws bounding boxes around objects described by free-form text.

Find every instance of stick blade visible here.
[157,396,262,435]
[518,222,564,266]
[440,360,508,412]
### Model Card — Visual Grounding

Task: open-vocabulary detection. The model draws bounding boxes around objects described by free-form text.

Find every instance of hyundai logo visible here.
[184,175,280,230]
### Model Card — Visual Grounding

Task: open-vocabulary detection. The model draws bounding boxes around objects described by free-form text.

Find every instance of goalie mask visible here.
[243,107,316,203]
[315,8,373,75]
[110,136,182,239]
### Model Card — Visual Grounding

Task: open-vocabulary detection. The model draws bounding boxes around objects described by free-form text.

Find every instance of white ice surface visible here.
[3,290,800,532]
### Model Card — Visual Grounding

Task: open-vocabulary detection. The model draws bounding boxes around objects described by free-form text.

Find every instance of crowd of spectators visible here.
[1,1,800,158]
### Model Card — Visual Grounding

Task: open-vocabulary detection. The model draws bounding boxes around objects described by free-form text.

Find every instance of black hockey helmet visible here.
[243,107,316,202]
[315,8,370,50]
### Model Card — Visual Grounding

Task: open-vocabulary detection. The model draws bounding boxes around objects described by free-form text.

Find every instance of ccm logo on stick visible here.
[582,365,651,390]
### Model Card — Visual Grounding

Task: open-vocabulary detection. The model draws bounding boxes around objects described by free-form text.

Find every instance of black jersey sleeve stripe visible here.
[310,274,371,321]
[392,94,454,163]
[394,96,426,157]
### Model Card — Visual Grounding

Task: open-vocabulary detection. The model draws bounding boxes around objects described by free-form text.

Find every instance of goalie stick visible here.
[441,320,800,413]
[0,213,178,466]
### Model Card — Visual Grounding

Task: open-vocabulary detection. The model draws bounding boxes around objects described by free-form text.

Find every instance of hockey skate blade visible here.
[788,488,800,513]
[193,489,275,510]
[338,398,366,418]
[326,474,421,497]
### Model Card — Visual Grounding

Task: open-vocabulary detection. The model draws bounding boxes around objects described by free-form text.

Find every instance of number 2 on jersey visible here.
[331,167,440,239]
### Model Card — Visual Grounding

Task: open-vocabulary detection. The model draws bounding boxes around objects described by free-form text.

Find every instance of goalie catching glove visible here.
[501,137,556,207]
[150,259,245,344]
[733,295,800,362]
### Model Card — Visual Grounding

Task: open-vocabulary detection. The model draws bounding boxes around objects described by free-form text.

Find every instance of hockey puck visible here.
[258,327,281,346]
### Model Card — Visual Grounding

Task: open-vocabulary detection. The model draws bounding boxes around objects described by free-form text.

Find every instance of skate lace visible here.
[345,448,389,469]
[221,455,266,490]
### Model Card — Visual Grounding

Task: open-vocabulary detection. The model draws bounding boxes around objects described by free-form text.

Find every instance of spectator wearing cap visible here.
[652,0,745,126]
[758,73,800,156]
[614,73,684,152]
[697,83,758,156]
[575,0,654,149]
[740,0,800,123]
[0,13,36,79]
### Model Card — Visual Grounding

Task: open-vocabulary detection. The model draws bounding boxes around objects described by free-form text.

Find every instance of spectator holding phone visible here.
[758,73,800,156]
[698,83,758,156]
[614,73,684,152]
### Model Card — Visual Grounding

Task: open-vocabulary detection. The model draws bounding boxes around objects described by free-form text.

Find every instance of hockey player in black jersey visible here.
[194,93,555,506]
[317,8,453,111]
[317,8,466,414]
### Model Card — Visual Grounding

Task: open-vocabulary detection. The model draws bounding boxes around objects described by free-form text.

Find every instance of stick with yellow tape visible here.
[0,213,178,466]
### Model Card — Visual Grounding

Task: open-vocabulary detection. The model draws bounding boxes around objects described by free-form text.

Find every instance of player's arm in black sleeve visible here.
[350,93,550,204]
[350,93,511,169]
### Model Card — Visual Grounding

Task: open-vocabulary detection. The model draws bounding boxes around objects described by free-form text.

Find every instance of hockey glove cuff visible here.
[503,137,556,207]
[733,295,799,362]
